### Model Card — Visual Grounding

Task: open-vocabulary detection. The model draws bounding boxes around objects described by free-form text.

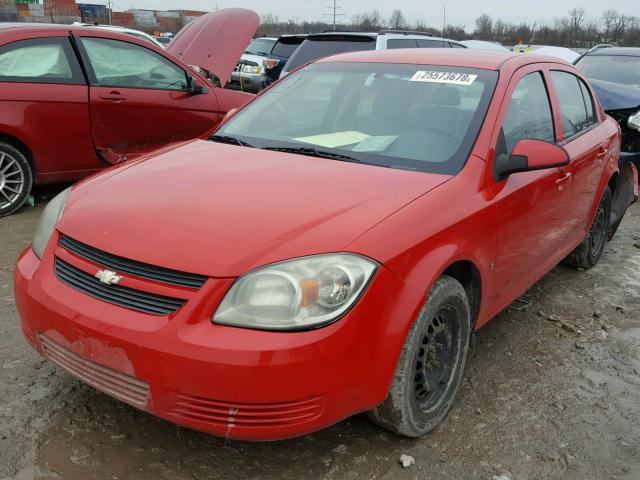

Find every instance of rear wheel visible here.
[368,275,471,437]
[0,142,32,218]
[563,186,611,269]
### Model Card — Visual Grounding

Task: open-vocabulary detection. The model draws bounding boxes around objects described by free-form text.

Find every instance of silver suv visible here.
[280,30,466,78]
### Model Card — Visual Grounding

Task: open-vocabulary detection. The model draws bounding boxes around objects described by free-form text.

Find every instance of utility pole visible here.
[322,0,344,31]
[442,4,446,45]
[107,0,112,25]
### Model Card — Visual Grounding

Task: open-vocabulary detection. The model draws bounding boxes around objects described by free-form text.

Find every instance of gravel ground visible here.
[1,189,639,480]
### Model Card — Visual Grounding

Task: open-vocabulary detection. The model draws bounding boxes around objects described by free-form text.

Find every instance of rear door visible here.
[547,69,610,237]
[0,35,97,182]
[77,35,220,163]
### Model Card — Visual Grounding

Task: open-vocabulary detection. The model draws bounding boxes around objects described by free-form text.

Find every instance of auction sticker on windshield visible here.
[410,71,477,85]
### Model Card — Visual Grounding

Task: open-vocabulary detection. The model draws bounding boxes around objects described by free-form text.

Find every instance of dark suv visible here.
[575,47,640,174]
[279,31,466,79]
[262,34,307,86]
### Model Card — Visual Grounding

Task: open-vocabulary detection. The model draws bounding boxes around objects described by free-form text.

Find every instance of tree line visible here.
[257,8,640,48]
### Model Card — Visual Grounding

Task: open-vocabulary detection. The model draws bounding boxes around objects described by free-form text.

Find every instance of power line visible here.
[322,0,344,30]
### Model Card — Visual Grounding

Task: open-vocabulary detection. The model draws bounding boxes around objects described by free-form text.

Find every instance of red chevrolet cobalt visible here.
[14,49,636,440]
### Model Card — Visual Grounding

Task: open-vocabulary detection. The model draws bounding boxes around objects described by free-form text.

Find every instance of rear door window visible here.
[550,71,595,139]
[416,39,451,48]
[283,37,376,72]
[387,39,418,49]
[0,38,83,84]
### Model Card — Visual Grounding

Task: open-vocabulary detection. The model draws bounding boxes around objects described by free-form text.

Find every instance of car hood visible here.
[167,8,259,87]
[59,141,450,277]
[589,78,640,111]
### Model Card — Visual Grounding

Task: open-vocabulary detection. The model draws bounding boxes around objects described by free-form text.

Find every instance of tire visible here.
[563,186,611,270]
[0,142,33,218]
[368,275,471,437]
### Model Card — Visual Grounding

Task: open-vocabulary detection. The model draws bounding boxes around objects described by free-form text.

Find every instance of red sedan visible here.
[0,9,258,216]
[14,49,637,440]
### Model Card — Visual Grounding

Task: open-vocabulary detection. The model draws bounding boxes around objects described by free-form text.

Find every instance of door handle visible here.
[555,171,572,186]
[596,145,608,157]
[99,91,127,102]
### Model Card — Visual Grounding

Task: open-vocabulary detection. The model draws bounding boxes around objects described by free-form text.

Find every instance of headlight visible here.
[628,110,640,131]
[213,254,378,331]
[241,64,262,74]
[32,187,71,258]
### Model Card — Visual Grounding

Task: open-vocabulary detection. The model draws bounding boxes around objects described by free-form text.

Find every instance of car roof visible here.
[585,47,640,57]
[276,34,308,40]
[315,48,569,70]
[305,31,460,44]
[0,23,72,30]
[0,23,130,35]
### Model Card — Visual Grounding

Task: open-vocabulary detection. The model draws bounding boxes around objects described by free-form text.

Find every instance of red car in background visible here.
[0,9,258,216]
[15,49,637,440]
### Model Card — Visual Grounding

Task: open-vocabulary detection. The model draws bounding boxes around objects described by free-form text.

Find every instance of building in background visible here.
[0,0,207,33]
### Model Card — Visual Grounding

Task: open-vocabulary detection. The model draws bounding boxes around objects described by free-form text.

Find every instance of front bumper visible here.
[226,72,264,93]
[14,241,420,440]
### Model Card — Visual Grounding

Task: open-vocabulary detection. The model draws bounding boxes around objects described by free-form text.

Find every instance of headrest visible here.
[434,86,461,107]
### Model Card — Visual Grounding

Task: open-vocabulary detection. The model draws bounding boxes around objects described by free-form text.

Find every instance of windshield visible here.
[575,55,640,87]
[216,62,498,174]
[283,37,376,72]
[245,38,276,57]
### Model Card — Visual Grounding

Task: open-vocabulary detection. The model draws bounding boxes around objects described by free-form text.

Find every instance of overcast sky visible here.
[112,0,640,30]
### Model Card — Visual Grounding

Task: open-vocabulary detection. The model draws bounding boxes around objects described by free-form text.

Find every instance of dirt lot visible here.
[1,190,639,480]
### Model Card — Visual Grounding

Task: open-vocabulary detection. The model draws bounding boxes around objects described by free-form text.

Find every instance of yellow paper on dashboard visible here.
[294,131,370,148]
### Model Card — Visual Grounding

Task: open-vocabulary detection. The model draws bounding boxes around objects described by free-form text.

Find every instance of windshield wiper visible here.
[208,134,254,148]
[262,146,361,163]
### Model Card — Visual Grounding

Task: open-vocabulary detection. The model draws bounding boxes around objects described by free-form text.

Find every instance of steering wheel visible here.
[255,102,292,132]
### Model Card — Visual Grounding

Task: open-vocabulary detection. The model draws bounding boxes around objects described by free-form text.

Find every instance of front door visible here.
[77,36,220,163]
[488,67,575,308]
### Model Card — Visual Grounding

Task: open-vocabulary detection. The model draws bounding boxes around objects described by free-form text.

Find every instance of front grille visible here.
[40,333,149,410]
[55,258,186,315]
[59,235,207,289]
[169,394,324,428]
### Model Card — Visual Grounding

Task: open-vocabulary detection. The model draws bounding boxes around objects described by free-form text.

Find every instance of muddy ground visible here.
[1,189,639,480]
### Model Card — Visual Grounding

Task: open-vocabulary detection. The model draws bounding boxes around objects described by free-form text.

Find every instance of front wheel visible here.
[0,142,33,218]
[563,186,611,269]
[368,275,471,437]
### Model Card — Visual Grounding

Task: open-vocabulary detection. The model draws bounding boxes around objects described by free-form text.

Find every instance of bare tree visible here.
[352,9,382,31]
[474,14,493,40]
[602,9,618,43]
[388,9,406,29]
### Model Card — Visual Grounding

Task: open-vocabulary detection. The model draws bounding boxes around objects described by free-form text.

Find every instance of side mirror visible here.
[220,108,239,127]
[188,76,208,95]
[494,139,570,181]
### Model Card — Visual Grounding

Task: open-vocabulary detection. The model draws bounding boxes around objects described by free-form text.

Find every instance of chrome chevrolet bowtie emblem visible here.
[95,270,122,285]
